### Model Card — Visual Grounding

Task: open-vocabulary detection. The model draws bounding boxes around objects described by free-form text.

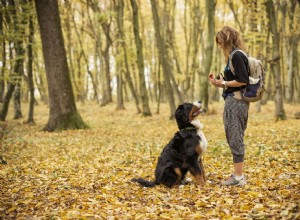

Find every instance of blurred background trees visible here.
[0,0,299,124]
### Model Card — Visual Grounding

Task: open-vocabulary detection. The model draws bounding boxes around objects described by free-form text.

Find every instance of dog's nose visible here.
[198,101,202,104]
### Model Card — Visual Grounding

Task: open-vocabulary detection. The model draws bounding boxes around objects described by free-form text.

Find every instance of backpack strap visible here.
[229,49,249,75]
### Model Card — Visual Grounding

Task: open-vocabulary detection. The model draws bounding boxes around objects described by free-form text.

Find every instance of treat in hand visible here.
[208,73,214,79]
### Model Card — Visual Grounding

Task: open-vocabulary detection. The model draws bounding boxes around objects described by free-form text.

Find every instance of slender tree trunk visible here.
[130,0,151,116]
[35,0,88,131]
[294,51,300,102]
[26,8,35,124]
[33,53,48,104]
[116,68,125,110]
[100,16,113,105]
[0,0,24,121]
[66,1,99,103]
[266,0,286,120]
[285,0,299,103]
[150,0,176,119]
[13,84,22,119]
[163,0,183,104]
[115,0,141,113]
[0,6,5,103]
[200,0,215,110]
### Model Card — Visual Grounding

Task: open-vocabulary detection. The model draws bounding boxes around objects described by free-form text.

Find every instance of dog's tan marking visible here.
[174,167,182,185]
[199,157,206,182]
[195,144,202,156]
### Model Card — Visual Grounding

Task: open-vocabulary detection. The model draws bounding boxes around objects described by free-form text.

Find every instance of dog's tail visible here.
[131,178,157,187]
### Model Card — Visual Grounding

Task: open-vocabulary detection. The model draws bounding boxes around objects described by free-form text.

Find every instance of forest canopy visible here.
[0,0,299,123]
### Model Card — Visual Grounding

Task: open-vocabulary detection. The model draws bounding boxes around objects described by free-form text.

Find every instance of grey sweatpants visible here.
[223,96,249,163]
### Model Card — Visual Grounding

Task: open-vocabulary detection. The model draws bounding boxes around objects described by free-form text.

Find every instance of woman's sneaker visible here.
[221,174,246,186]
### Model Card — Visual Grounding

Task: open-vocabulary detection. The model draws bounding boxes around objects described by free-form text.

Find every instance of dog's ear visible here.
[175,105,188,129]
[175,104,186,120]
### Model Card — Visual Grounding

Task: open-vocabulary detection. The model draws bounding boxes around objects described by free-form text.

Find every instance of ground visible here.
[0,101,299,219]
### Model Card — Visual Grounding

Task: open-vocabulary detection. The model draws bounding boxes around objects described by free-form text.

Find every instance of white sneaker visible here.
[221,174,246,186]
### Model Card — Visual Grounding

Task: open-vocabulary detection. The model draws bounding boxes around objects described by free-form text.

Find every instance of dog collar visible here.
[181,127,197,131]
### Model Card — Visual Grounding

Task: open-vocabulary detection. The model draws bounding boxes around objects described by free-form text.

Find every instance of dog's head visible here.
[175,101,204,130]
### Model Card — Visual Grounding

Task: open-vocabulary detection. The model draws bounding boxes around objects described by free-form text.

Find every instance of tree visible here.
[130,0,152,116]
[0,2,5,103]
[114,0,141,113]
[199,0,215,110]
[35,0,88,131]
[266,0,286,120]
[26,0,35,124]
[0,0,25,121]
[150,0,176,119]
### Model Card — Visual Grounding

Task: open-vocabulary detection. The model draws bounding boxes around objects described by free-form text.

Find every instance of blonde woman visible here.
[208,26,249,186]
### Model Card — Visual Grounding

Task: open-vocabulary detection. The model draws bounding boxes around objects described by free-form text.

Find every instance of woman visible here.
[208,26,249,186]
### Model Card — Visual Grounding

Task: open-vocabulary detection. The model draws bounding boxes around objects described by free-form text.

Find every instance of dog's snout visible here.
[193,101,202,108]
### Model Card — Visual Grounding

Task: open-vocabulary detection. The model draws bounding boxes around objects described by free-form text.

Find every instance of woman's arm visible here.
[208,74,246,88]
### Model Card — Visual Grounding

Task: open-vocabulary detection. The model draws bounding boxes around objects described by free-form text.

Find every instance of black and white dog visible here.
[132,101,207,188]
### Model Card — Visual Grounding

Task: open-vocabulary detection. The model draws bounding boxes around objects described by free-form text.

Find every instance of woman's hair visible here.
[216,26,246,62]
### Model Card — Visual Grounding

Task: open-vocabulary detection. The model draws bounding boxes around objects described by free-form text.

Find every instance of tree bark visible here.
[130,0,152,116]
[0,5,5,103]
[26,6,35,124]
[35,0,88,131]
[150,0,176,119]
[13,84,22,119]
[0,0,24,121]
[115,0,141,113]
[285,0,299,103]
[266,0,286,120]
[200,0,215,110]
[163,0,184,104]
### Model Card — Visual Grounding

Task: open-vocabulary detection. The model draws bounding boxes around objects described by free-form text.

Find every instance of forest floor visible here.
[0,100,299,219]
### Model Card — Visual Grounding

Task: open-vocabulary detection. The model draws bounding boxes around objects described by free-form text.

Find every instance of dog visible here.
[132,101,208,188]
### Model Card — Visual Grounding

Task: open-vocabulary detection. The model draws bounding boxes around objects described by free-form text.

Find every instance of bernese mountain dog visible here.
[132,101,208,188]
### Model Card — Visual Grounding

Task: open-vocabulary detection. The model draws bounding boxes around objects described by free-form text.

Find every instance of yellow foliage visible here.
[0,101,299,219]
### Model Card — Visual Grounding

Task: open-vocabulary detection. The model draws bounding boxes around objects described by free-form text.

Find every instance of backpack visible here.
[229,49,266,102]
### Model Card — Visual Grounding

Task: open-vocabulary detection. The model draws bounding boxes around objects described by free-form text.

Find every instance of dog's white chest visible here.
[191,119,208,153]
[197,130,208,153]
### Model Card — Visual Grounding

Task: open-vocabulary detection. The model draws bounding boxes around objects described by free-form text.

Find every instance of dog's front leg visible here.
[199,157,206,182]
[188,161,205,186]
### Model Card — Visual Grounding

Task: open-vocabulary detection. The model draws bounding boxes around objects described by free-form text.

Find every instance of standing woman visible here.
[208,26,249,186]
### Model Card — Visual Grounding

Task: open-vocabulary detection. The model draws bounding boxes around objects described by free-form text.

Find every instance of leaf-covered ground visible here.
[0,101,299,219]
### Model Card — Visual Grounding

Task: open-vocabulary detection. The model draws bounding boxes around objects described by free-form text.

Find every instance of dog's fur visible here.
[132,101,208,188]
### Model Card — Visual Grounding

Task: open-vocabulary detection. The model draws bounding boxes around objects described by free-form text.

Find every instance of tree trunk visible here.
[294,51,300,102]
[100,19,113,105]
[200,0,215,110]
[150,0,176,119]
[115,0,141,113]
[0,0,25,121]
[33,54,48,104]
[266,0,286,120]
[66,1,99,103]
[26,8,35,124]
[130,0,152,116]
[35,0,88,131]
[163,0,184,104]
[13,84,22,119]
[0,6,5,103]
[285,0,299,103]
